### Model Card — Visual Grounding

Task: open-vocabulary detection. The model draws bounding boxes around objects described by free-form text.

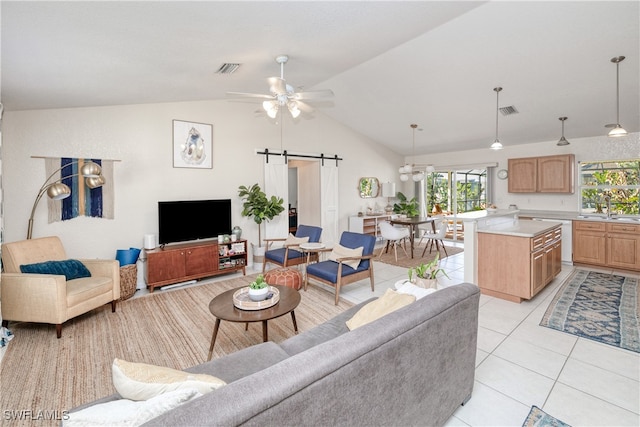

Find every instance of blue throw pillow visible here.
[20,259,92,281]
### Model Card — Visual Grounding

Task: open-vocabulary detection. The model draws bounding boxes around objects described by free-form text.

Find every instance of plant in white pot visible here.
[408,253,449,289]
[248,274,269,301]
[238,184,285,263]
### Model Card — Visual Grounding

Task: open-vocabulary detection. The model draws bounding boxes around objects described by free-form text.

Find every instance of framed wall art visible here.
[173,120,213,169]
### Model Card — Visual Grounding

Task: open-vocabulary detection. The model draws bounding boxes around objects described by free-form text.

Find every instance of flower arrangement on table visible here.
[248,274,270,301]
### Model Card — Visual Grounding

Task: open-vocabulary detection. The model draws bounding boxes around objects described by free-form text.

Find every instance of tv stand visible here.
[145,239,247,292]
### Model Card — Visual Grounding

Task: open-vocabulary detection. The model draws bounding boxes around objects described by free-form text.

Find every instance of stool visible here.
[264,268,302,291]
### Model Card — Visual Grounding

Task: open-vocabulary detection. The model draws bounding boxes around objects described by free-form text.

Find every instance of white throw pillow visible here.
[285,234,309,246]
[346,289,416,330]
[394,281,437,300]
[112,358,226,401]
[328,244,364,269]
[63,388,202,426]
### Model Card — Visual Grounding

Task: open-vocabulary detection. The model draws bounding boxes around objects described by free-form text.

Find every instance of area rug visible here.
[0,273,352,427]
[376,241,463,269]
[540,269,639,353]
[522,405,571,427]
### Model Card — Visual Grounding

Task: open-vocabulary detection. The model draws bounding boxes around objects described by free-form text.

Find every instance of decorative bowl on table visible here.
[233,286,280,310]
[248,286,269,301]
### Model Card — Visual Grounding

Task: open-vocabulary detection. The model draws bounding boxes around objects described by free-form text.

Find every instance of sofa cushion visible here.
[184,341,291,383]
[64,388,202,426]
[280,298,375,356]
[20,259,91,281]
[285,233,309,246]
[112,358,226,401]
[66,276,115,307]
[346,288,416,330]
[328,244,363,269]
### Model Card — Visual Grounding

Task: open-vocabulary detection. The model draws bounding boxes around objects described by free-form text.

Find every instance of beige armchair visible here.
[1,236,120,338]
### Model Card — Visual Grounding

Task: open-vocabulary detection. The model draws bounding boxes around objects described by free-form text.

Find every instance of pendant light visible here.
[399,124,424,182]
[490,87,503,150]
[557,117,570,146]
[608,56,627,137]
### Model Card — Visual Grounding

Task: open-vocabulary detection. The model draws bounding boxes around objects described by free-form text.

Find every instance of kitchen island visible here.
[477,219,562,303]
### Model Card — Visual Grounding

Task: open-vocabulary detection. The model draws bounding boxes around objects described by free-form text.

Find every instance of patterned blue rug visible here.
[540,269,639,353]
[522,406,571,427]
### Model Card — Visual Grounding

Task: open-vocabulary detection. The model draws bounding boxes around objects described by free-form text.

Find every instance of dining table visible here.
[389,216,435,258]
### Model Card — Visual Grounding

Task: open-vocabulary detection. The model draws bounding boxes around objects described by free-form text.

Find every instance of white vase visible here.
[414,278,437,289]
[248,286,269,301]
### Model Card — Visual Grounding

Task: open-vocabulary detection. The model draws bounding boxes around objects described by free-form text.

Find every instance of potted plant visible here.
[393,192,420,217]
[407,253,449,289]
[248,274,270,301]
[238,184,285,262]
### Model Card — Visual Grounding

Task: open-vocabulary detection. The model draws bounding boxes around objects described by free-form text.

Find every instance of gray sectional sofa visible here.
[75,282,480,426]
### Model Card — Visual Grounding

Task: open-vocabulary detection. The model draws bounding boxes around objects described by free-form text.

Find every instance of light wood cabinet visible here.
[508,154,574,193]
[575,221,640,271]
[478,224,562,303]
[145,239,247,292]
[349,214,390,239]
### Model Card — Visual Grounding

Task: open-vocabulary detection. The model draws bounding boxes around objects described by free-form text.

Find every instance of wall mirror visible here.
[359,177,380,198]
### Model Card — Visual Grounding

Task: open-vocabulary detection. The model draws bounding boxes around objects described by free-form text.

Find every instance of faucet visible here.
[604,195,612,219]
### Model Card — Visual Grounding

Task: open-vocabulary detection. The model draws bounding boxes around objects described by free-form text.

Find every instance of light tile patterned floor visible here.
[332,252,639,427]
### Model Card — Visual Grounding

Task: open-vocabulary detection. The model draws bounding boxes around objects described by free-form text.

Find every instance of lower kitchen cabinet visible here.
[478,224,562,303]
[573,221,640,271]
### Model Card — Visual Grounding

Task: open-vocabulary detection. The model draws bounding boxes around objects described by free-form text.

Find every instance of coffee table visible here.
[207,285,301,360]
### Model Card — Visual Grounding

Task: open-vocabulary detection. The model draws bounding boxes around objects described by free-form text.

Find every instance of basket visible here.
[119,264,138,301]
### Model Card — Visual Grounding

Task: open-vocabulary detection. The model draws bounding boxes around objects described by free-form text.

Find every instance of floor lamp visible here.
[27,160,105,239]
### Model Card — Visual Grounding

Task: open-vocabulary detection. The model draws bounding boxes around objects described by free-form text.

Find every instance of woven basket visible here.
[119,264,138,301]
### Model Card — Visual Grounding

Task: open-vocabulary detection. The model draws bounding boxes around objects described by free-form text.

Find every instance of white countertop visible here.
[477,219,562,237]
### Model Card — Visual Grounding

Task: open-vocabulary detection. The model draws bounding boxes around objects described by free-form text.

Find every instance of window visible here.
[426,169,487,214]
[579,160,640,215]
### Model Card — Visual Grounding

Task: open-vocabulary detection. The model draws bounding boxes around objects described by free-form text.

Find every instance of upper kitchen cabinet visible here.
[508,154,575,193]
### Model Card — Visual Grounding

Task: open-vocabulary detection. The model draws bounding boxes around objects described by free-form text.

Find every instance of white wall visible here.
[407,132,640,212]
[2,100,402,259]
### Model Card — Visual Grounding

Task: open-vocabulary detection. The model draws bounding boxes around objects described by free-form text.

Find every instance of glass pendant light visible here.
[490,87,503,150]
[557,117,570,146]
[608,56,627,137]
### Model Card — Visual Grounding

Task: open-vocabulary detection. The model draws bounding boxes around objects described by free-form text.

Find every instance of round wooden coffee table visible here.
[207,285,301,360]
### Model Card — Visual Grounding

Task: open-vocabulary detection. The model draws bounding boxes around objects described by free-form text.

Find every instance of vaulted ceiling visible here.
[2,1,638,155]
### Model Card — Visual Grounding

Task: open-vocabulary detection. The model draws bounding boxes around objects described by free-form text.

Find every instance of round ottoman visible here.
[264,268,302,291]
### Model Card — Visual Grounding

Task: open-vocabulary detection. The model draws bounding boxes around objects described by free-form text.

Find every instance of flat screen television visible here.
[158,199,232,245]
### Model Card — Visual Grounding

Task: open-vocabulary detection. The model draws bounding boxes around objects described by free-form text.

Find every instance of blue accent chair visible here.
[262,225,323,273]
[305,231,376,305]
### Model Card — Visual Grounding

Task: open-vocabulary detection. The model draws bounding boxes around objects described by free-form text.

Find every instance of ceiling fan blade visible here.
[293,89,334,100]
[296,100,315,113]
[268,77,287,95]
[226,91,274,100]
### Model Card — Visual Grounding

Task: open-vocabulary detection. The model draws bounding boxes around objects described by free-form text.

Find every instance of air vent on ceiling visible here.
[499,105,519,116]
[215,63,241,74]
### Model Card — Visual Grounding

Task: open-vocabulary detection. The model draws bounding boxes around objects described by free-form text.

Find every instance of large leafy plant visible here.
[238,184,285,247]
[393,192,420,217]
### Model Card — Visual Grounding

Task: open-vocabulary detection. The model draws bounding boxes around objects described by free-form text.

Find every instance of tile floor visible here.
[333,250,640,427]
[3,246,638,426]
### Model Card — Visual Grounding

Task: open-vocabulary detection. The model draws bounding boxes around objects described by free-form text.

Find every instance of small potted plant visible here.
[248,274,269,301]
[407,254,449,289]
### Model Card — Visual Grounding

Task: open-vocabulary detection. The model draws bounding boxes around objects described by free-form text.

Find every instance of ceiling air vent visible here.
[499,105,519,116]
[215,63,241,74]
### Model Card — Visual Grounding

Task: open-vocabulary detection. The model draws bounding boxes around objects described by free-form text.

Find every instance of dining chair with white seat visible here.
[419,220,448,258]
[377,221,410,262]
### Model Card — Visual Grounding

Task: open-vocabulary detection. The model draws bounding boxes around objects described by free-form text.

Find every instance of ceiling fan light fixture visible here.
[490,87,504,150]
[288,101,301,118]
[608,56,627,138]
[400,174,409,182]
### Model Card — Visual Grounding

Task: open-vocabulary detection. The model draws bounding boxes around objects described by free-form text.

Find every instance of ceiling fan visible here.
[227,54,333,119]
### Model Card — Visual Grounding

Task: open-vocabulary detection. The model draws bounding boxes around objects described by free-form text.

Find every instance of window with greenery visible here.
[425,169,487,214]
[579,160,639,215]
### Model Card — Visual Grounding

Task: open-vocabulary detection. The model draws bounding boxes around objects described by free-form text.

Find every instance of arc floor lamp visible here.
[27,160,105,239]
